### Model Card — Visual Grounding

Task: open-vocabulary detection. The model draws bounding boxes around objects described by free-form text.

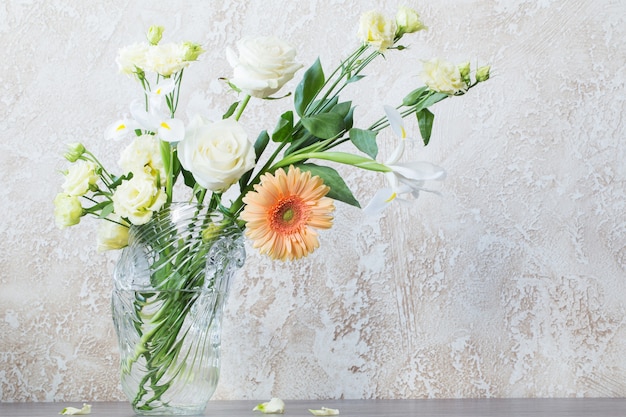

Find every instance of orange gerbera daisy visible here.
[240,166,335,261]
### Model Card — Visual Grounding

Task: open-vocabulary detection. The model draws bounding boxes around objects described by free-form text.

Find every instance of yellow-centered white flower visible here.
[357,10,397,52]
[363,106,446,215]
[97,215,129,252]
[62,160,98,197]
[178,116,255,192]
[227,36,302,98]
[420,57,467,95]
[118,134,165,179]
[112,171,166,225]
[53,194,82,229]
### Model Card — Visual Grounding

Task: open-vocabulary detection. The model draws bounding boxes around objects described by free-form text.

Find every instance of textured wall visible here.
[2,0,626,402]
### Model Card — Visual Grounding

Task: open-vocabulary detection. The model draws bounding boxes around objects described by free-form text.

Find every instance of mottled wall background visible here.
[2,0,626,402]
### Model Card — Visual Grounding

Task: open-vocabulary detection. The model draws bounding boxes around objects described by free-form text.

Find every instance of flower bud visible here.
[182,41,205,61]
[458,61,471,85]
[395,7,426,37]
[476,65,491,82]
[64,142,86,162]
[54,193,83,229]
[146,25,164,45]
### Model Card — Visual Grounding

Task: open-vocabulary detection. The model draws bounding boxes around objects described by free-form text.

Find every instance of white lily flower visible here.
[363,106,445,215]
[129,98,185,143]
[105,118,141,141]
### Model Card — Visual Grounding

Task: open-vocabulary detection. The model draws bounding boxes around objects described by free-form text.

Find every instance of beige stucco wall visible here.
[2,0,626,402]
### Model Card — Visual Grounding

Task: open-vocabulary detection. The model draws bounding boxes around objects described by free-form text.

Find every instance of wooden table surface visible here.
[1,399,626,417]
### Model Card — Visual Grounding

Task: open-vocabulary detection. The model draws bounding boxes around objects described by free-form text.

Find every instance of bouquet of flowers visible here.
[53,8,489,414]
[54,7,489,261]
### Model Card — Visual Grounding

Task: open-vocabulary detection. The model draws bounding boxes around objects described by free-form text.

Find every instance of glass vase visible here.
[111,203,245,415]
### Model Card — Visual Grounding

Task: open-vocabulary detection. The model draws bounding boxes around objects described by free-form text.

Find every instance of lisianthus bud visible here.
[146,25,164,45]
[396,6,426,37]
[182,41,205,61]
[476,65,491,82]
[458,61,471,85]
[64,142,86,162]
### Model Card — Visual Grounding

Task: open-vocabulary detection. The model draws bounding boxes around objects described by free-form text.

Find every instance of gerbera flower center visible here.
[270,196,308,233]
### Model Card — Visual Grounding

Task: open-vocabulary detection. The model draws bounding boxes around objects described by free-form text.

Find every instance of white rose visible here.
[62,160,98,197]
[357,10,397,52]
[112,172,167,225]
[227,36,302,98]
[54,193,82,229]
[97,215,129,252]
[178,116,255,192]
[116,42,149,74]
[144,43,189,76]
[420,58,467,95]
[118,134,165,179]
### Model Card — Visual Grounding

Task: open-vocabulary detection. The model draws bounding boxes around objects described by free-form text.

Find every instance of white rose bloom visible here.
[178,116,255,192]
[357,10,397,52]
[112,172,167,225]
[144,43,189,76]
[116,42,149,74]
[62,160,98,197]
[227,36,302,98]
[54,193,82,229]
[119,134,165,179]
[420,58,467,95]
[97,215,129,252]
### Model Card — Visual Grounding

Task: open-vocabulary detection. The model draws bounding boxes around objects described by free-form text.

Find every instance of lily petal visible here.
[384,105,408,140]
[158,118,185,142]
[59,403,91,415]
[362,187,397,216]
[253,398,285,414]
[309,407,340,416]
[105,119,140,141]
[387,161,446,181]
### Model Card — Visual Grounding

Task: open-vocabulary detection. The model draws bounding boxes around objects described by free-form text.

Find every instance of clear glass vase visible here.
[111,203,245,415]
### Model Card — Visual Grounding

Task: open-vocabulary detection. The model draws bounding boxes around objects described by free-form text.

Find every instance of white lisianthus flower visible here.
[227,36,302,98]
[62,160,98,197]
[112,172,167,225]
[357,10,397,52]
[420,58,467,95]
[395,6,426,37]
[144,42,189,76]
[116,42,149,75]
[97,214,129,252]
[178,116,255,192]
[119,134,165,179]
[54,193,83,229]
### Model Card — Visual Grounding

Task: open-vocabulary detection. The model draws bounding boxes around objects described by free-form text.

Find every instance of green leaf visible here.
[402,86,428,106]
[296,163,361,208]
[222,101,239,119]
[239,130,269,189]
[253,130,270,161]
[415,91,448,111]
[416,108,435,146]
[346,74,365,84]
[271,111,294,142]
[294,58,325,117]
[344,105,356,131]
[349,128,378,159]
[181,166,196,189]
[330,101,352,119]
[301,113,346,139]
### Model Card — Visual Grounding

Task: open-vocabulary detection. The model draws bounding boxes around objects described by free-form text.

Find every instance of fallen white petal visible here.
[309,407,340,416]
[59,403,91,415]
[253,397,285,414]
